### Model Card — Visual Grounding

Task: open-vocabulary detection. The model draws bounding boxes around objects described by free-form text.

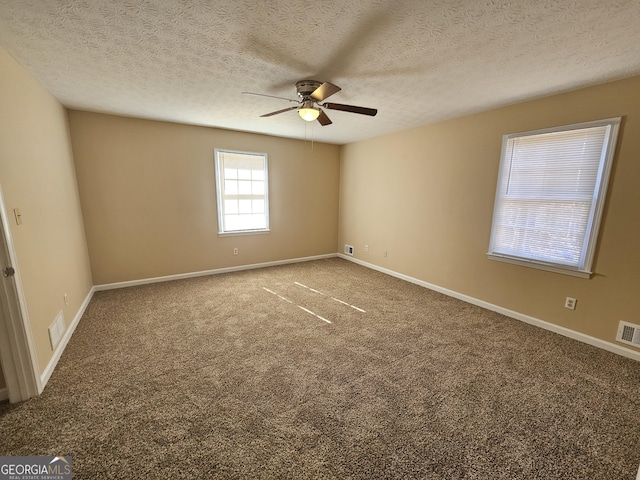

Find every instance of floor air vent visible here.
[616,321,640,348]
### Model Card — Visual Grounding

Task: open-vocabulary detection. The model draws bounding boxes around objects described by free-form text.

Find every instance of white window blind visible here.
[488,118,620,278]
[215,149,269,235]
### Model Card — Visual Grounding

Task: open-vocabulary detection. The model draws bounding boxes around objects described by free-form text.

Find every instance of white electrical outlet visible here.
[344,244,354,256]
[564,297,577,310]
[364,245,369,252]
[64,293,68,306]
[233,248,238,256]
[384,250,388,258]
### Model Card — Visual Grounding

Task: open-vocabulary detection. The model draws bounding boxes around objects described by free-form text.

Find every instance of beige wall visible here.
[68,111,340,285]
[0,47,94,375]
[339,75,640,350]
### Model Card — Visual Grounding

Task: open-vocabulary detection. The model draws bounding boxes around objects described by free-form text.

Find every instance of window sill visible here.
[486,253,592,279]
[218,229,270,238]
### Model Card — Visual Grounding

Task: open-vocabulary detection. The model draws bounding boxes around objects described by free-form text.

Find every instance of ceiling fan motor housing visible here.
[295,80,323,99]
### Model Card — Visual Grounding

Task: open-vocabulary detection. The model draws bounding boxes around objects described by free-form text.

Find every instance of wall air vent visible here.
[616,321,640,348]
[49,311,65,349]
[344,244,354,256]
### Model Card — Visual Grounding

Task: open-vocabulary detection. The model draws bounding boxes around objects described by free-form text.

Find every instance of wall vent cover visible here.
[48,311,65,349]
[616,321,640,348]
[344,244,354,256]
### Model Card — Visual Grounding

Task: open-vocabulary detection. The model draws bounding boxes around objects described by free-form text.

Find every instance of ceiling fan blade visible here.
[322,102,377,116]
[260,106,299,117]
[310,82,341,102]
[317,109,332,126]
[243,92,298,104]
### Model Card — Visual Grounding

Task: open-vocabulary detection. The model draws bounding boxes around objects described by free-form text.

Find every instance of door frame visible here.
[0,184,40,403]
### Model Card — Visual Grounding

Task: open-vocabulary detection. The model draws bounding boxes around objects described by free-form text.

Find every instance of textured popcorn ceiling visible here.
[1,0,639,145]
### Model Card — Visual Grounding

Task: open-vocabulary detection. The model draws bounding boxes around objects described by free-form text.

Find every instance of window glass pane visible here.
[234,215,247,230]
[252,169,264,181]
[238,180,252,195]
[251,214,266,229]
[237,214,260,230]
[223,212,267,232]
[224,168,238,180]
[225,215,240,232]
[492,200,590,267]
[224,199,238,214]
[239,199,252,214]
[224,180,238,195]
[505,126,606,200]
[252,199,264,213]
[252,181,264,195]
[238,169,252,180]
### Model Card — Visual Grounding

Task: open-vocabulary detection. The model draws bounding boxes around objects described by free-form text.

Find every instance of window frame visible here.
[487,117,621,278]
[214,148,270,236]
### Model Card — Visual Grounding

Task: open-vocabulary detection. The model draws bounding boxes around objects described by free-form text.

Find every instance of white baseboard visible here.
[0,387,7,401]
[338,254,640,362]
[95,253,338,291]
[40,286,96,389]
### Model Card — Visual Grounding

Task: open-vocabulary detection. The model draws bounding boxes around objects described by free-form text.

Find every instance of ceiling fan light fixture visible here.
[298,106,320,122]
[249,80,375,127]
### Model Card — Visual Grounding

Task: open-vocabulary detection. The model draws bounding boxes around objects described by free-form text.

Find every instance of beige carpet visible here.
[1,258,639,479]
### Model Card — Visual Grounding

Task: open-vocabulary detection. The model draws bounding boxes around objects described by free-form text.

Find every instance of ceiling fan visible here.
[243,80,377,126]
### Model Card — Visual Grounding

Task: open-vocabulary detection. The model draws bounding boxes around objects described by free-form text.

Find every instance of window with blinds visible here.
[487,118,620,278]
[215,149,269,235]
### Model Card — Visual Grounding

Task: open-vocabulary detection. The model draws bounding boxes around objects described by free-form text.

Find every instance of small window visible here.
[215,149,269,235]
[487,118,620,278]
